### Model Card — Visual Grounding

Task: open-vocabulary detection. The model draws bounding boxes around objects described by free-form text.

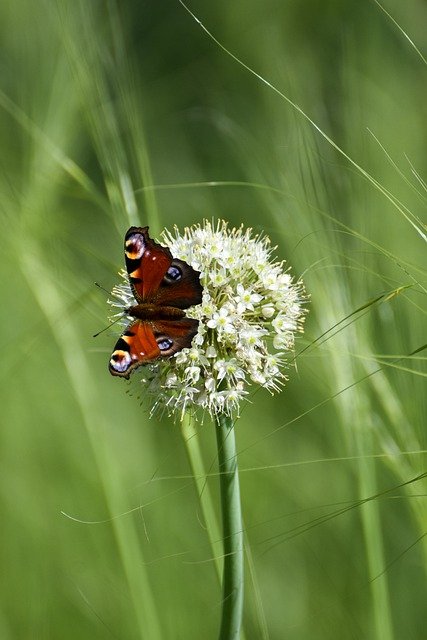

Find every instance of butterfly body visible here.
[126,303,186,321]
[109,226,203,378]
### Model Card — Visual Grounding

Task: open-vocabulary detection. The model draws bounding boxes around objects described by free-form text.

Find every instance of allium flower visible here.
[108,220,306,419]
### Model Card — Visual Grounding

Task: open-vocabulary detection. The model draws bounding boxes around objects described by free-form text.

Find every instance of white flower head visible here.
[109,220,307,420]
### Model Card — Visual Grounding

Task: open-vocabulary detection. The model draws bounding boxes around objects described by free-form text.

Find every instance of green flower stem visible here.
[215,413,244,640]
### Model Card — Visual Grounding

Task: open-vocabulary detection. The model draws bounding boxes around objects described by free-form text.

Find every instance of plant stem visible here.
[215,413,244,640]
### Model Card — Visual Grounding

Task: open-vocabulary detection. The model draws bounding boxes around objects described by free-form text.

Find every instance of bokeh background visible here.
[0,1,426,638]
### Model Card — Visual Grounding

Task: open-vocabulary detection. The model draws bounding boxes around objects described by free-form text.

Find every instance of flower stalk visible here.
[215,412,244,640]
[108,220,306,637]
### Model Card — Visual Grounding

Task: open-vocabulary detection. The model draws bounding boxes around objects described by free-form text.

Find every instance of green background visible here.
[0,1,425,638]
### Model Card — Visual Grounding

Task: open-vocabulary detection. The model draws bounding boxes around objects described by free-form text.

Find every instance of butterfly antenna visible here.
[93,315,123,338]
[94,281,111,296]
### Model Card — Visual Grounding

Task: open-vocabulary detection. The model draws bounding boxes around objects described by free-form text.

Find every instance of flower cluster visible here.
[109,220,306,419]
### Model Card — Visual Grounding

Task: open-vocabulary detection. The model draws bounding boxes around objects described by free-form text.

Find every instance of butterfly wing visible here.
[124,227,203,309]
[109,320,160,378]
[154,257,203,309]
[124,227,173,303]
[109,318,199,378]
[152,317,199,355]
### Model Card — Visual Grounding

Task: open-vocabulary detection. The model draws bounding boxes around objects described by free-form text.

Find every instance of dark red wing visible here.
[151,317,199,355]
[109,320,160,378]
[124,227,173,303]
[124,227,203,309]
[154,258,203,309]
[109,318,199,378]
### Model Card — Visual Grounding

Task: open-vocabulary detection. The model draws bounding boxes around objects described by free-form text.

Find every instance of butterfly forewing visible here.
[109,318,199,378]
[124,227,203,308]
[124,226,172,302]
[109,321,160,377]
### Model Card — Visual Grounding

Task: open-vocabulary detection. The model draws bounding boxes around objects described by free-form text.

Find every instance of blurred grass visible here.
[0,1,425,638]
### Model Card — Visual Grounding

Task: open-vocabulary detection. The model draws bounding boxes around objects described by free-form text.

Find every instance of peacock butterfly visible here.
[109,226,203,378]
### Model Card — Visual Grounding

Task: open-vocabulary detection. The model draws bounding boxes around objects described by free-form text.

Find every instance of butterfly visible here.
[109,226,203,378]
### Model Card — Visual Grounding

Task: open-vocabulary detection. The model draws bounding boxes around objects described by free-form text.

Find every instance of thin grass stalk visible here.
[215,413,244,640]
[181,414,223,582]
[356,442,394,640]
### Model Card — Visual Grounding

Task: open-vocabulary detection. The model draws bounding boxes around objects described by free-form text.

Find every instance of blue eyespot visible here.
[166,265,182,281]
[110,351,131,372]
[157,337,173,351]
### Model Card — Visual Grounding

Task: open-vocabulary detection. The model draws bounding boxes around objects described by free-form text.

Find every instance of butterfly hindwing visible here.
[152,317,199,356]
[155,258,203,309]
